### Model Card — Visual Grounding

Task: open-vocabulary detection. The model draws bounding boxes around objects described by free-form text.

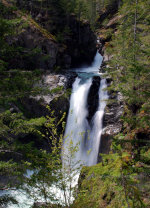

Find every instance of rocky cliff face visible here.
[66,17,97,66]
[96,2,123,159]
[19,73,70,117]
[13,0,97,70]
[87,76,101,122]
[98,90,123,160]
[2,0,97,121]
[11,26,58,70]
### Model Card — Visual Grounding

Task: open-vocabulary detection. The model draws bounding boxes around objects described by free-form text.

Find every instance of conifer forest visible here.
[0,0,150,207]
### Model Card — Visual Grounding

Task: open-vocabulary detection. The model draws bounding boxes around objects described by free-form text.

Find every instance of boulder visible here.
[33,202,62,208]
[20,73,69,118]
[87,76,101,122]
[98,91,124,161]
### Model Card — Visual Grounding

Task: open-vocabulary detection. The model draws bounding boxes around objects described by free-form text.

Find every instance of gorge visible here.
[0,0,150,207]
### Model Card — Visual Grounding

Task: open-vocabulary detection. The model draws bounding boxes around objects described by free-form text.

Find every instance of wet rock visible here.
[106,77,112,85]
[104,92,123,128]
[65,72,77,89]
[96,7,123,160]
[98,91,124,161]
[33,202,61,208]
[87,76,101,122]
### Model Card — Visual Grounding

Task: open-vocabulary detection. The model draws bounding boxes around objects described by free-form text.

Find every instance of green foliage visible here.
[13,107,81,207]
[56,32,65,43]
[73,0,150,207]
[0,4,59,206]
[0,0,149,207]
[0,99,80,207]
[0,195,18,207]
[50,86,64,94]
[73,146,148,208]
[0,3,44,106]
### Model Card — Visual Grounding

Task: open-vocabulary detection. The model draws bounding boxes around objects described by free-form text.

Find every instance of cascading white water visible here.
[62,52,108,167]
[87,79,108,166]
[63,77,92,165]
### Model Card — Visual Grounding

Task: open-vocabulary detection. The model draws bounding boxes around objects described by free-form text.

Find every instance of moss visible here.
[53,66,61,72]
[29,17,56,41]
[72,163,107,208]
[50,86,64,94]
[1,0,56,42]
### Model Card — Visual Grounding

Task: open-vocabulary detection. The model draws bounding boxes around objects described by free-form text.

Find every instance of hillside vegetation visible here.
[0,0,150,208]
[73,0,150,207]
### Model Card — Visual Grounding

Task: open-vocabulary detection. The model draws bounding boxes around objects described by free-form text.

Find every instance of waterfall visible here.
[87,79,108,165]
[62,52,108,167]
[63,77,92,166]
[0,52,108,208]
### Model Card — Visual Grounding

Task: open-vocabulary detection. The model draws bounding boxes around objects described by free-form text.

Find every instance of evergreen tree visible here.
[73,0,150,207]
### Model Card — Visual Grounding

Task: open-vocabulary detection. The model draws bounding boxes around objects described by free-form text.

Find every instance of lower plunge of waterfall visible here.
[62,51,108,168]
[0,51,108,208]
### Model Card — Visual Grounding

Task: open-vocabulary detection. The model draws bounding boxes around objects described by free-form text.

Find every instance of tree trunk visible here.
[133,0,138,62]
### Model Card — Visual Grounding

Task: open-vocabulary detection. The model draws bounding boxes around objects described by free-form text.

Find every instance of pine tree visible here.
[73,1,150,207]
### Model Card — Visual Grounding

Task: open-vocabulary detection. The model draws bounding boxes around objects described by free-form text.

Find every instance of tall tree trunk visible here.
[118,0,121,8]
[133,0,138,62]
[91,0,96,28]
[102,0,104,8]
[78,7,81,44]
